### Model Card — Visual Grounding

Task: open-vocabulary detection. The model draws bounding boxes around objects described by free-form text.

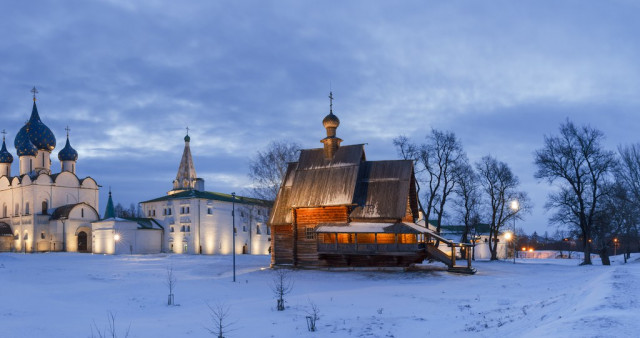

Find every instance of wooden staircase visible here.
[424,231,476,275]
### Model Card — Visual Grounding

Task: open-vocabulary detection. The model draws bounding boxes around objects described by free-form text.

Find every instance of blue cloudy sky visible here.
[1,1,639,234]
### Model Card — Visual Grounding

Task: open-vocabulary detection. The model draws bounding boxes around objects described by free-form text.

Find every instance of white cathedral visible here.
[138,134,272,255]
[0,92,100,253]
[0,90,271,256]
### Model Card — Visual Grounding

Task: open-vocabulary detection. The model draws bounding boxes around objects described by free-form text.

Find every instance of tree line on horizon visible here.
[248,120,639,266]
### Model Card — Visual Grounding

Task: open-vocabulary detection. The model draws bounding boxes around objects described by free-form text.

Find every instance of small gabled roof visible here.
[123,217,164,230]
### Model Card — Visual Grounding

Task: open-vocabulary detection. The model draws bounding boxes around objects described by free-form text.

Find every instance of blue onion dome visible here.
[184,134,190,142]
[27,102,56,151]
[14,123,38,157]
[58,136,78,161]
[0,137,13,163]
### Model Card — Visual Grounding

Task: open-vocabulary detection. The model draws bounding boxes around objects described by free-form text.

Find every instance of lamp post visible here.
[613,238,618,256]
[60,216,67,252]
[231,192,236,283]
[510,200,519,264]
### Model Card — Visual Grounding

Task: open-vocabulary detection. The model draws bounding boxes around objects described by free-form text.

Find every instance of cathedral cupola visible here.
[58,127,78,174]
[0,131,13,177]
[27,101,56,152]
[15,122,38,175]
[320,92,343,159]
[21,87,55,175]
[15,123,38,157]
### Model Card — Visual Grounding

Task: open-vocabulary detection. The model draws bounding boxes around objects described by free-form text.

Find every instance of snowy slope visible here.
[0,253,637,337]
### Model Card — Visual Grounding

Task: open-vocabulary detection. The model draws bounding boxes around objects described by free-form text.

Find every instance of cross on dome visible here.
[31,86,38,102]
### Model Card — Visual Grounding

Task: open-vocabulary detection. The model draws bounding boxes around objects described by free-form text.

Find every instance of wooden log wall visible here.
[294,206,349,266]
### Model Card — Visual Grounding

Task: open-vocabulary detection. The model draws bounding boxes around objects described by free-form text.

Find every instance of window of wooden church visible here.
[377,233,395,244]
[398,233,417,244]
[322,233,336,243]
[337,233,354,244]
[357,233,375,244]
[305,227,316,240]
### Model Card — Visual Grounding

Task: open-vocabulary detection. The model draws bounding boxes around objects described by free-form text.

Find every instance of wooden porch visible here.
[315,222,476,274]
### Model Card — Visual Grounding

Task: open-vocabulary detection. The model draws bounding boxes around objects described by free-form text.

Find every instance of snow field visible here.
[0,253,638,337]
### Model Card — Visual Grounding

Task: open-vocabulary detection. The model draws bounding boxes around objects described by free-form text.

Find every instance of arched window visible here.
[42,201,48,215]
[81,208,84,218]
[25,202,30,215]
[180,226,185,232]
[2,204,6,218]
[186,226,191,232]
[170,227,174,233]
[15,204,19,216]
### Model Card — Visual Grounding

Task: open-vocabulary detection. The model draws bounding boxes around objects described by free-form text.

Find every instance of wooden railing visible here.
[318,242,425,254]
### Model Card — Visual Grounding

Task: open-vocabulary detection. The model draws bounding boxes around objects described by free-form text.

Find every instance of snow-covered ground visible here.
[1,253,638,338]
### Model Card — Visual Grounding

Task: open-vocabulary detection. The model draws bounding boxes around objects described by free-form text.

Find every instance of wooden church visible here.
[269,94,474,273]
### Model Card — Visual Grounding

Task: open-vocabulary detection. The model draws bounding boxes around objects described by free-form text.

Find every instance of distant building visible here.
[140,134,271,255]
[437,224,509,260]
[0,91,100,253]
[269,93,474,272]
[92,190,163,254]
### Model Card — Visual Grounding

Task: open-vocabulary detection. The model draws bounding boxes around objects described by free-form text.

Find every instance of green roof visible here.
[140,190,271,206]
[439,224,492,235]
[122,217,164,230]
[103,191,115,219]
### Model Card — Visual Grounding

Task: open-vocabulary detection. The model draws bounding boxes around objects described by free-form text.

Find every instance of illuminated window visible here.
[357,233,375,244]
[377,233,395,244]
[305,227,316,240]
[337,233,353,244]
[398,234,417,244]
[322,233,336,243]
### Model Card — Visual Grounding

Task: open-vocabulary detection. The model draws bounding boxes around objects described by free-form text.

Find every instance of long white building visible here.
[140,134,271,255]
[0,91,100,252]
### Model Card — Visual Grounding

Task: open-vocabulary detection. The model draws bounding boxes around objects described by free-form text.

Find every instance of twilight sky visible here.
[1,1,639,234]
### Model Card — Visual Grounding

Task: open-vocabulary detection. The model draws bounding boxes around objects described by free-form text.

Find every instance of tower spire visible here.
[103,188,115,219]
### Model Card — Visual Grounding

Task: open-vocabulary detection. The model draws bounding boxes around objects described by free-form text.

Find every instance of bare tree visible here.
[166,266,177,305]
[90,311,131,338]
[305,299,320,332]
[394,136,427,216]
[476,155,529,260]
[270,269,294,311]
[248,140,301,201]
[453,160,481,256]
[206,302,234,338]
[393,130,465,234]
[534,120,616,265]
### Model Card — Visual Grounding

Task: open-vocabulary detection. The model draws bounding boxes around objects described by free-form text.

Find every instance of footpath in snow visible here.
[0,253,638,337]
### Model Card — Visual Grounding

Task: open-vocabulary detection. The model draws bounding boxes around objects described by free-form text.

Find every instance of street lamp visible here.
[510,200,519,264]
[231,192,236,283]
[613,238,619,256]
[60,216,67,252]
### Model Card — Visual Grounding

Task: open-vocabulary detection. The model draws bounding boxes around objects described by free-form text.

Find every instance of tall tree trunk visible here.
[599,247,611,265]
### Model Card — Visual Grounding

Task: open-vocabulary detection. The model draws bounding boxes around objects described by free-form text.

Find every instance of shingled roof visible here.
[269,144,418,225]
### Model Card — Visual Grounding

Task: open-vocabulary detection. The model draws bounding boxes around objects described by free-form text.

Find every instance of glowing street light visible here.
[114,234,121,242]
[510,199,519,264]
